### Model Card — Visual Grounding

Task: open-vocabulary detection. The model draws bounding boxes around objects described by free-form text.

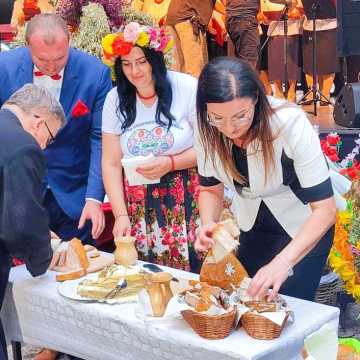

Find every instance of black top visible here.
[0,109,52,277]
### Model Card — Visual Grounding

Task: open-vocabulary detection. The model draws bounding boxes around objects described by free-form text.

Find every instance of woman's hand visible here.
[113,215,131,238]
[194,221,217,252]
[247,255,293,301]
[136,156,172,179]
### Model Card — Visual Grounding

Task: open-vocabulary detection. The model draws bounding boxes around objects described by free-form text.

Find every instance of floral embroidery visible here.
[127,127,174,156]
[124,168,203,271]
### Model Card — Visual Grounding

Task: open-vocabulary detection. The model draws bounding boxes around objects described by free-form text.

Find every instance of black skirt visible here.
[268,35,301,81]
[302,28,340,75]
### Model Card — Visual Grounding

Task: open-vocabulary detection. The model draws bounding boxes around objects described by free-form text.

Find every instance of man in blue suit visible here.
[0,13,113,247]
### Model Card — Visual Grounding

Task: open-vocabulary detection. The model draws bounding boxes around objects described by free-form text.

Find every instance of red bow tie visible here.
[34,71,62,81]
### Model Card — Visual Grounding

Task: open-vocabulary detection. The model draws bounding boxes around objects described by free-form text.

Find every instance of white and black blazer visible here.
[195,97,333,238]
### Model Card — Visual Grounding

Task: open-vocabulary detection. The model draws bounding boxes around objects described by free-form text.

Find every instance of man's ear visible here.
[31,115,43,132]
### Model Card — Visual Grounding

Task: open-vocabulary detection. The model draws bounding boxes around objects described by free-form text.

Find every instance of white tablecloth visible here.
[1,264,339,360]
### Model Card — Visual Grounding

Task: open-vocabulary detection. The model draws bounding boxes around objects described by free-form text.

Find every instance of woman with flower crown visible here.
[101,22,202,272]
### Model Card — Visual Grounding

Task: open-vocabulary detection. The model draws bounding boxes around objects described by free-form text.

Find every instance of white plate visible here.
[57,265,142,304]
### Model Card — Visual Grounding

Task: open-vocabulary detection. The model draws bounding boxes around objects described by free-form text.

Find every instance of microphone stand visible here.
[282,4,290,98]
[297,0,331,116]
[259,5,290,98]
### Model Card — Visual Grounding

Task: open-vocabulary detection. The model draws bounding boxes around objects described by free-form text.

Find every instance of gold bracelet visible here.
[114,213,128,218]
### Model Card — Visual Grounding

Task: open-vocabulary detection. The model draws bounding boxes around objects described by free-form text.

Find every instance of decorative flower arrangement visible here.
[71,3,111,59]
[320,132,342,163]
[55,0,123,31]
[321,132,360,180]
[328,195,360,302]
[322,132,360,302]
[22,0,41,22]
[101,21,174,68]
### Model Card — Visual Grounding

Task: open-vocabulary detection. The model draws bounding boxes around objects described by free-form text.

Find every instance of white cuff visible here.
[85,198,102,205]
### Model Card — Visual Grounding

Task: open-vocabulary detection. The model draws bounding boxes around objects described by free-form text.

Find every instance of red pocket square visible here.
[72,100,90,117]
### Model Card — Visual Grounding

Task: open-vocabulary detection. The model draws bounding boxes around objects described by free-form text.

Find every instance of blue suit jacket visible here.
[0,47,113,219]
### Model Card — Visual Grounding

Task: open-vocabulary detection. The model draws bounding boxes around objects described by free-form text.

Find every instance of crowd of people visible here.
[0,0,355,359]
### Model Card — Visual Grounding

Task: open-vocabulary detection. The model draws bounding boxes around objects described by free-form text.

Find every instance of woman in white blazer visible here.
[194,57,336,301]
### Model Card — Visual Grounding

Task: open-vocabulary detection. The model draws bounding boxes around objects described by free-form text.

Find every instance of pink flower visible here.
[157,35,168,52]
[152,189,159,198]
[124,22,141,43]
[149,28,158,41]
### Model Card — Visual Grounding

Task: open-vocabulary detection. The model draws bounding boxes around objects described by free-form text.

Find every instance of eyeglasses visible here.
[207,105,254,128]
[33,114,56,146]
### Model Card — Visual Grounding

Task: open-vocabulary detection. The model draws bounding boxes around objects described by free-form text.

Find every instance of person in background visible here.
[207,0,228,60]
[256,9,272,95]
[302,0,339,105]
[0,14,113,250]
[265,0,304,102]
[226,0,297,70]
[101,22,202,272]
[11,0,54,27]
[166,0,217,77]
[0,84,64,360]
[194,57,336,301]
[131,0,171,26]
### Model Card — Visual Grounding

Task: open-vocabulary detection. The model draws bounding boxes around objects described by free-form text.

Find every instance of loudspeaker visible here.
[334,82,360,128]
[0,0,14,24]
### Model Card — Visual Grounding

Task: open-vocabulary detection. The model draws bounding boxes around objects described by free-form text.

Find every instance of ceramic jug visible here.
[146,272,173,317]
[114,236,138,266]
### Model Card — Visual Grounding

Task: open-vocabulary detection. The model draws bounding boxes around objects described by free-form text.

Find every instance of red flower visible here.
[112,38,133,56]
[162,231,175,246]
[328,154,339,162]
[159,188,167,197]
[134,187,145,200]
[347,168,359,180]
[326,134,341,146]
[152,189,159,198]
[71,100,90,117]
[170,247,180,259]
[325,147,339,162]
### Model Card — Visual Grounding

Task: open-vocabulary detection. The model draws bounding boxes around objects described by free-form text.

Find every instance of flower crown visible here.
[101,21,174,68]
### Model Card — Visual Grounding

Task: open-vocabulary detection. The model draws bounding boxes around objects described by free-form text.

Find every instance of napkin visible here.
[121,154,160,186]
[303,323,338,360]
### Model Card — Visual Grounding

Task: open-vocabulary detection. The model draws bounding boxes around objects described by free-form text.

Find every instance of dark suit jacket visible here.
[0,47,113,219]
[0,109,52,308]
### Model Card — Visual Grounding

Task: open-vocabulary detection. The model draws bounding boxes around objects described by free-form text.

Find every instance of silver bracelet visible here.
[276,254,294,277]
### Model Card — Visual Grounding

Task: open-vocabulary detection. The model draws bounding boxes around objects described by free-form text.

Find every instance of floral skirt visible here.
[124,168,202,272]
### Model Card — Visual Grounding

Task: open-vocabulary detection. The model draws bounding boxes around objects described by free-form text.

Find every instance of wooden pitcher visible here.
[145,272,173,317]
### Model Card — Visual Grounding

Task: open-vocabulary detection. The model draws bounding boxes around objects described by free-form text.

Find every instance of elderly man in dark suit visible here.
[0,84,64,360]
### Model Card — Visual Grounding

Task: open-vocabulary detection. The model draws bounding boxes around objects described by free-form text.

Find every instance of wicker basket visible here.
[181,308,236,340]
[241,311,289,340]
[315,273,341,306]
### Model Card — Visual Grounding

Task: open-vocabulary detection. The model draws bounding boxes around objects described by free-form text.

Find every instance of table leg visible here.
[11,341,22,360]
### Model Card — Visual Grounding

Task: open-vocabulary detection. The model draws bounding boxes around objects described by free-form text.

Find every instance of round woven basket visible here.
[241,311,289,340]
[181,308,236,340]
[315,275,341,306]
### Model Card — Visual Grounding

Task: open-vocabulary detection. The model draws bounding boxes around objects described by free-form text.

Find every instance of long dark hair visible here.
[114,46,175,132]
[197,57,276,185]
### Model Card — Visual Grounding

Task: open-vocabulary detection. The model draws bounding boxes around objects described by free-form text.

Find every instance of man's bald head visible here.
[26,14,70,76]
[26,13,69,44]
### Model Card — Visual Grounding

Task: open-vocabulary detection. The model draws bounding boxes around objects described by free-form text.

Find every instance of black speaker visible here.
[334,82,360,128]
[0,0,14,24]
[337,0,360,57]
